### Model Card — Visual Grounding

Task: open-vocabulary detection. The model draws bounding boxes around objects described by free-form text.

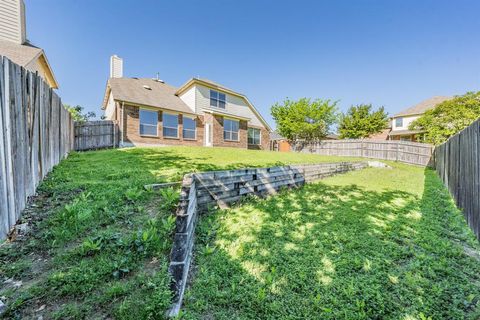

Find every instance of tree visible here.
[65,104,96,122]
[409,92,480,145]
[271,98,338,143]
[338,104,389,139]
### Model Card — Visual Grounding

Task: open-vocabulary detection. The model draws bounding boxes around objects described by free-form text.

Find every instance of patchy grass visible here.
[185,164,480,319]
[0,146,357,319]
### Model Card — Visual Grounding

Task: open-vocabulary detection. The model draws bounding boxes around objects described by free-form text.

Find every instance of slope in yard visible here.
[185,164,480,320]
[0,146,356,319]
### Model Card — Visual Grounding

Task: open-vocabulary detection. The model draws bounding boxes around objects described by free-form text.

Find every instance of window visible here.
[183,116,196,140]
[223,118,239,141]
[163,113,178,138]
[210,90,226,109]
[248,128,261,145]
[139,109,158,136]
[395,117,403,128]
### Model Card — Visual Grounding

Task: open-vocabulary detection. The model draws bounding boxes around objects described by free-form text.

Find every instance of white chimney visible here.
[0,0,27,44]
[110,55,123,78]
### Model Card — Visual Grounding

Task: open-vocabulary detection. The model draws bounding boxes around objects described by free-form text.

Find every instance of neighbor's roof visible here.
[270,131,286,140]
[388,129,424,136]
[103,77,196,115]
[394,96,451,117]
[0,39,58,89]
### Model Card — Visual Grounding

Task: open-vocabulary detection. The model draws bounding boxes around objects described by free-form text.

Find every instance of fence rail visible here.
[74,120,118,151]
[433,119,480,240]
[296,139,434,166]
[0,56,74,239]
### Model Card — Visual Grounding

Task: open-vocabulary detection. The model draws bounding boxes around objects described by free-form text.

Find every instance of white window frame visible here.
[395,117,403,128]
[182,115,197,140]
[210,90,226,109]
[248,127,261,145]
[139,109,158,137]
[162,112,179,138]
[223,118,239,142]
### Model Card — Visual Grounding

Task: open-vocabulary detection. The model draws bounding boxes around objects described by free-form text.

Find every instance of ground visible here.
[183,163,480,319]
[0,146,360,319]
[0,147,479,319]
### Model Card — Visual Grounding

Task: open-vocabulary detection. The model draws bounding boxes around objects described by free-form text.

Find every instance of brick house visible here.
[102,56,271,150]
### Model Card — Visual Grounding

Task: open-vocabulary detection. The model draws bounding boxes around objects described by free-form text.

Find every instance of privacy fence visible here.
[74,120,118,151]
[433,119,480,240]
[296,139,434,166]
[166,161,385,317]
[0,56,74,239]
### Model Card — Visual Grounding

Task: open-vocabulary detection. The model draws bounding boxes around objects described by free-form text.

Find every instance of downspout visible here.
[121,101,125,147]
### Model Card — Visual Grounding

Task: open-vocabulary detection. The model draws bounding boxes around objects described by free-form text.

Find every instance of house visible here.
[270,131,290,152]
[102,55,271,149]
[0,0,58,88]
[388,96,451,141]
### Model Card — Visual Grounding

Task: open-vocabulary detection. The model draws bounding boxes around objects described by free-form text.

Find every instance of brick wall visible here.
[121,104,204,146]
[118,104,270,150]
[211,115,248,148]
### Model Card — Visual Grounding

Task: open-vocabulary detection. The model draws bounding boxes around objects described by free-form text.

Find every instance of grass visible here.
[0,146,359,319]
[183,163,480,319]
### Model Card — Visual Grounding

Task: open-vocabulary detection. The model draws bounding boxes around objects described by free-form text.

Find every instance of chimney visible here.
[110,55,123,78]
[0,0,27,44]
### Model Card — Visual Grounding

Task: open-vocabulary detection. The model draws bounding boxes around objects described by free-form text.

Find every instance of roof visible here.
[326,133,339,140]
[176,77,272,131]
[388,129,424,136]
[103,77,196,115]
[0,39,58,88]
[394,96,451,117]
[270,131,286,141]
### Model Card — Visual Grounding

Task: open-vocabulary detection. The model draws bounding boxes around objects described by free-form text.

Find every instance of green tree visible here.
[409,92,480,145]
[65,104,96,123]
[271,98,338,143]
[339,104,389,139]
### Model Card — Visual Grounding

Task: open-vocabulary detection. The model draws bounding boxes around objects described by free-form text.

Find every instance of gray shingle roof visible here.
[394,96,451,117]
[107,77,196,114]
[0,39,42,67]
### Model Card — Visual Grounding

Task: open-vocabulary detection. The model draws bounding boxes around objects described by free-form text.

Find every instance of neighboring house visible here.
[0,0,58,88]
[102,56,271,149]
[389,96,450,141]
[270,131,291,152]
[368,127,391,140]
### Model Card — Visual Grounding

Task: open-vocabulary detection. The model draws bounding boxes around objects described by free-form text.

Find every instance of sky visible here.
[26,0,480,129]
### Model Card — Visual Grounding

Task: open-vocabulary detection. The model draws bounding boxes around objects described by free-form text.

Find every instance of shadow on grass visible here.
[184,168,480,319]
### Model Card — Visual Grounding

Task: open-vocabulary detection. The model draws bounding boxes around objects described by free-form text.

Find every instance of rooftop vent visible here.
[143,85,152,90]
[153,72,164,83]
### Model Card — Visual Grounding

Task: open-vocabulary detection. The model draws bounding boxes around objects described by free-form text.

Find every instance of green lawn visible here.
[183,164,480,319]
[0,146,360,319]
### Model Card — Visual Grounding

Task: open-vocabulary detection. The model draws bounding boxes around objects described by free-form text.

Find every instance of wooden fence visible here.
[74,120,118,151]
[296,139,434,166]
[433,119,480,240]
[0,56,74,239]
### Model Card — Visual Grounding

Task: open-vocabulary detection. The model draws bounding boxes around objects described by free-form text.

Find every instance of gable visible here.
[177,79,271,130]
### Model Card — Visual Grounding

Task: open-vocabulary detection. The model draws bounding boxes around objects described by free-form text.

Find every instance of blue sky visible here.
[26,0,480,128]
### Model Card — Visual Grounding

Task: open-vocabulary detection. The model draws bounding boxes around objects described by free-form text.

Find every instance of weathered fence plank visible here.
[74,120,118,151]
[296,139,434,166]
[433,119,480,240]
[0,56,74,240]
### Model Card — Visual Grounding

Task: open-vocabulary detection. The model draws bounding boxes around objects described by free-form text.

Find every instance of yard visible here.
[183,164,480,319]
[0,146,479,319]
[0,147,360,319]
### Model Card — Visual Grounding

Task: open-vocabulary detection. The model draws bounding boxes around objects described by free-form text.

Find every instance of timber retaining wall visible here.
[167,161,377,316]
